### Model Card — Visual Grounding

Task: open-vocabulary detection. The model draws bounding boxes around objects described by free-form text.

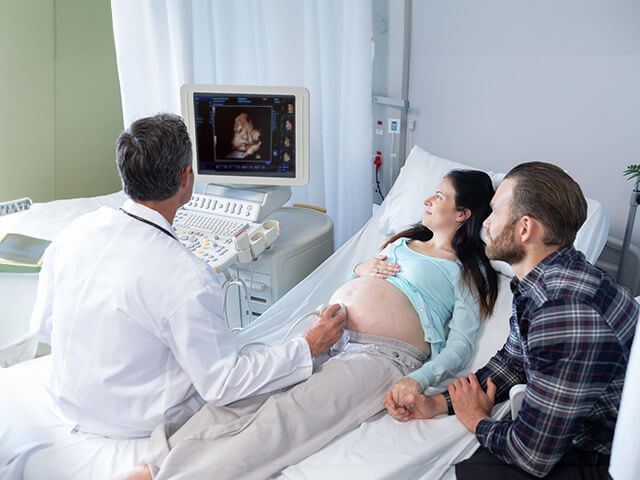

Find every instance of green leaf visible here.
[623,164,640,182]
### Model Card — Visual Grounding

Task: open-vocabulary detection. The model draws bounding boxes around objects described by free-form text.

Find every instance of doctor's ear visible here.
[180,164,192,177]
[178,164,193,188]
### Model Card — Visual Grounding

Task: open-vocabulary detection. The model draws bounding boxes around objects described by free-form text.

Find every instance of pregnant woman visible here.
[122,170,499,480]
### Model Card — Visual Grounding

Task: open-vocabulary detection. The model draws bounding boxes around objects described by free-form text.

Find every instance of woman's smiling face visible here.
[421,177,461,233]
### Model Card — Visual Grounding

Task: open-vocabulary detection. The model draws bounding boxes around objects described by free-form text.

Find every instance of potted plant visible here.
[618,165,640,283]
[623,165,640,189]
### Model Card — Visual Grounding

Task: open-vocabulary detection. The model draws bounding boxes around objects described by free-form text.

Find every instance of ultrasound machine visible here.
[177,85,334,329]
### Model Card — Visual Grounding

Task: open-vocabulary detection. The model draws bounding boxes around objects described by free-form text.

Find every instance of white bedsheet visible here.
[0,357,150,479]
[0,148,610,479]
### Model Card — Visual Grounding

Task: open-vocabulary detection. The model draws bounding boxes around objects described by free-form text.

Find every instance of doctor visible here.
[31,113,346,439]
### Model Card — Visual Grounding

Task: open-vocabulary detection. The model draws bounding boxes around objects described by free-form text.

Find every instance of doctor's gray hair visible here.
[116,113,192,202]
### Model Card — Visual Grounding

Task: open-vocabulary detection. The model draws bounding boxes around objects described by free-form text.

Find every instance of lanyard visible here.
[119,208,176,240]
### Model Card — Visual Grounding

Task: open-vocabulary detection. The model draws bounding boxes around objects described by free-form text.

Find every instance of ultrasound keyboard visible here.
[175,211,249,238]
[173,195,280,273]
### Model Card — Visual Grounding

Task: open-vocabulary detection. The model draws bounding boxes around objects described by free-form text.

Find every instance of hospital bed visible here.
[0,146,610,479]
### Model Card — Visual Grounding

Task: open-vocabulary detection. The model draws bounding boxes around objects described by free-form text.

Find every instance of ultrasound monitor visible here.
[181,84,309,186]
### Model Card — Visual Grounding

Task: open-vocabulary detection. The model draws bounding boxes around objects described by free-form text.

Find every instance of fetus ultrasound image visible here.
[214,107,271,161]
[281,134,293,148]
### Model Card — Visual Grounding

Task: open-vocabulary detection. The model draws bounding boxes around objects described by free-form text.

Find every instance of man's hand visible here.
[303,304,347,357]
[449,374,496,433]
[383,391,448,422]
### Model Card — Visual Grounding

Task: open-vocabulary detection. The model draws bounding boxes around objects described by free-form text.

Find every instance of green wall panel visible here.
[0,0,55,203]
[54,0,123,199]
[0,0,123,205]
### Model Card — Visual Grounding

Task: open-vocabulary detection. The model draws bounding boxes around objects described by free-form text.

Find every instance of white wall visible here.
[407,0,640,247]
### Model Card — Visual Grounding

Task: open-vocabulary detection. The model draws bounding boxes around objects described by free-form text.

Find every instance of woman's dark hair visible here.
[382,170,498,318]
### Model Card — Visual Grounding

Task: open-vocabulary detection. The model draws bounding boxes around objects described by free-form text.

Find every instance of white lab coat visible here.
[31,199,312,438]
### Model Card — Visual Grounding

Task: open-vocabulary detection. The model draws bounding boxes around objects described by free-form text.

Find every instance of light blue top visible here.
[348,237,480,389]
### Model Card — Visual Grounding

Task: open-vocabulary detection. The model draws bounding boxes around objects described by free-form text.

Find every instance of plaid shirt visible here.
[454,245,638,477]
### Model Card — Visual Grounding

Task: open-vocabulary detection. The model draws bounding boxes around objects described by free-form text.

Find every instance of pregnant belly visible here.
[329,277,429,354]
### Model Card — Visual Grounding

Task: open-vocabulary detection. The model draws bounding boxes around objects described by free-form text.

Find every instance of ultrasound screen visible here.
[194,93,296,178]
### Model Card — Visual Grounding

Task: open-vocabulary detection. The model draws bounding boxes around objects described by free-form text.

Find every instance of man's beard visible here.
[485,222,525,265]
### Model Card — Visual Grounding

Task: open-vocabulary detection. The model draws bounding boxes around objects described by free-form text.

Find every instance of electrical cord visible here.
[239,341,269,353]
[248,260,254,318]
[282,312,321,344]
[375,168,385,201]
[390,133,397,183]
[238,305,328,353]
[222,276,251,329]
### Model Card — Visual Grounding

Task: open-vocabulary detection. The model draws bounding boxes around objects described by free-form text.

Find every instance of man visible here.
[384,162,639,479]
[31,114,345,439]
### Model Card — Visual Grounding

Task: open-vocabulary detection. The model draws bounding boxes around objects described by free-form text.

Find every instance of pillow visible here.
[376,145,611,276]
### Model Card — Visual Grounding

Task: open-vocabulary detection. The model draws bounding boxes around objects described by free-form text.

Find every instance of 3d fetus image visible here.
[231,113,261,157]
[214,106,271,161]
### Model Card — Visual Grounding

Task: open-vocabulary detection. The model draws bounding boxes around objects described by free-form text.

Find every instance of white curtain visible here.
[111,0,373,247]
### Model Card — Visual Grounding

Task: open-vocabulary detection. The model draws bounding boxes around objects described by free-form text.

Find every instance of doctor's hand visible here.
[353,255,400,279]
[303,304,347,357]
[383,391,448,422]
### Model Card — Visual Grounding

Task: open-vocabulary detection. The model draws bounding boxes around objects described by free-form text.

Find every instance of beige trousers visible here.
[146,330,428,480]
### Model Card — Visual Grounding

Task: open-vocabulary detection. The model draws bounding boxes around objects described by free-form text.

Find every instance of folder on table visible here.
[0,233,51,273]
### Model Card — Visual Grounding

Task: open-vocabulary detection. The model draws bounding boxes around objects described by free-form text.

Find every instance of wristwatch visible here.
[444,392,455,415]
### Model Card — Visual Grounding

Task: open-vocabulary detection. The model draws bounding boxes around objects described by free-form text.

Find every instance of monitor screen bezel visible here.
[181,84,309,186]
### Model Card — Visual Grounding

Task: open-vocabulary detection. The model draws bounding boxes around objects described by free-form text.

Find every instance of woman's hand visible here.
[382,377,424,422]
[383,390,448,422]
[390,377,423,407]
[353,254,400,279]
[383,390,413,422]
